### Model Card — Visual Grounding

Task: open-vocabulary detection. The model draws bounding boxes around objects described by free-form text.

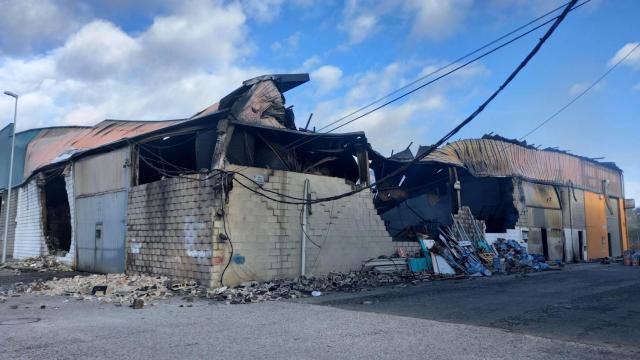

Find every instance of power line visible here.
[519,42,640,141]
[284,0,591,152]
[234,0,578,205]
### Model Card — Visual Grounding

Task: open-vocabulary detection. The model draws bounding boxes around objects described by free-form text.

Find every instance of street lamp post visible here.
[2,91,18,263]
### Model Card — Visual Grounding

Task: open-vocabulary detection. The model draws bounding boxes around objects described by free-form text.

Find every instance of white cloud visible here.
[568,81,605,96]
[271,32,302,54]
[0,0,87,55]
[311,65,344,94]
[609,42,640,69]
[240,0,284,23]
[338,0,471,45]
[405,0,472,40]
[305,60,486,155]
[346,14,378,44]
[0,1,266,131]
[55,21,140,80]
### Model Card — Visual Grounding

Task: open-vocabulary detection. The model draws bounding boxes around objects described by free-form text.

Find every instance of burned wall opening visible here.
[137,133,198,185]
[226,127,361,183]
[41,174,72,254]
[458,173,518,232]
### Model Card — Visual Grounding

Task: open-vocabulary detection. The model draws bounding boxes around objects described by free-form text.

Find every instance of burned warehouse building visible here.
[0,73,634,288]
[371,135,631,262]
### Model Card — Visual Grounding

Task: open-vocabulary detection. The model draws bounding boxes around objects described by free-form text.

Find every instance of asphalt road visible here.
[0,263,637,359]
[322,263,640,350]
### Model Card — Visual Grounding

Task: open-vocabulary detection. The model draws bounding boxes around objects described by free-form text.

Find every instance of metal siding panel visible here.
[75,191,127,273]
[607,197,622,257]
[618,199,629,251]
[584,191,608,259]
[75,147,131,196]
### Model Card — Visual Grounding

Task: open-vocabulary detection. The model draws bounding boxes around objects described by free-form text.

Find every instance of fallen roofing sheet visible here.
[23,119,181,180]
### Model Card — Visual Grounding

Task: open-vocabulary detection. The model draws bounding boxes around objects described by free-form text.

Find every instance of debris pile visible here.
[205,271,423,304]
[3,256,72,273]
[493,238,551,272]
[408,207,555,276]
[6,274,173,306]
[623,249,640,266]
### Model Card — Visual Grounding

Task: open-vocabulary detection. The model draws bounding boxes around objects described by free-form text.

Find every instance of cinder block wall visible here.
[217,166,394,287]
[13,179,47,259]
[126,175,221,286]
[0,188,19,260]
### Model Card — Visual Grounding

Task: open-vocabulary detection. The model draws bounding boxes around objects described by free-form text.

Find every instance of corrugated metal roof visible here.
[423,139,624,197]
[23,120,181,179]
[0,124,42,190]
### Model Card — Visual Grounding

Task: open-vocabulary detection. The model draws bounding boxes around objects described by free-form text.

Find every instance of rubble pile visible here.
[493,238,551,272]
[415,207,555,276]
[3,256,72,273]
[205,271,423,304]
[6,274,173,305]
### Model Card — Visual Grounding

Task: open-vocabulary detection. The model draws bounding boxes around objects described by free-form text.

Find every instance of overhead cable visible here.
[234,0,579,205]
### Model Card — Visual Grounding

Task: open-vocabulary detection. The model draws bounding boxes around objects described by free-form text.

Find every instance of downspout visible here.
[301,179,310,276]
[567,182,574,262]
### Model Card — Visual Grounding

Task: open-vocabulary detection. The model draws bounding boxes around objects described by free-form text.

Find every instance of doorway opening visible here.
[578,230,584,261]
[41,174,72,255]
[607,232,612,257]
[541,228,549,259]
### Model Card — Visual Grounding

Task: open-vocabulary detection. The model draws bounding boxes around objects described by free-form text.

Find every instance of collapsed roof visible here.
[370,136,624,198]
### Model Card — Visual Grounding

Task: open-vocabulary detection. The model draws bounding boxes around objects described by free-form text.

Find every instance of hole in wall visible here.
[41,174,72,255]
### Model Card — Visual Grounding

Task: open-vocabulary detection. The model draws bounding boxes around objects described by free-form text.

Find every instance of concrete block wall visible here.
[0,188,18,260]
[126,175,221,286]
[217,166,394,287]
[13,179,47,259]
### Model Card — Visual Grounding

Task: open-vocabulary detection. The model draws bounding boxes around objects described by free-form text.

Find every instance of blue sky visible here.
[0,0,639,198]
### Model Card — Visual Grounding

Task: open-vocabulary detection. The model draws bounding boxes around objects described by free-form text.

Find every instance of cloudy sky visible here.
[0,0,639,198]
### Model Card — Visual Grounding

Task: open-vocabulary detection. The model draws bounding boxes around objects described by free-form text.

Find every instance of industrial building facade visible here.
[0,74,633,287]
[0,74,396,287]
[371,136,630,262]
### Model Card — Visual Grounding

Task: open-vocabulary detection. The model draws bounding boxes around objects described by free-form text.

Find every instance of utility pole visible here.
[2,91,18,263]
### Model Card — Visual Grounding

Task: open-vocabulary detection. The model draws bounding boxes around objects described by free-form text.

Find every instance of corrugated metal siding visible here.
[76,191,127,273]
[75,147,131,196]
[13,179,46,259]
[0,125,41,189]
[558,187,586,229]
[585,191,608,259]
[0,188,18,259]
[425,139,623,197]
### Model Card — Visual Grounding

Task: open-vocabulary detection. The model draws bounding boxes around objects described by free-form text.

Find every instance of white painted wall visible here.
[13,178,46,259]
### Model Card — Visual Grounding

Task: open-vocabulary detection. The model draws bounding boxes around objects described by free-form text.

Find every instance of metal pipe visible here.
[2,91,18,263]
[301,179,310,276]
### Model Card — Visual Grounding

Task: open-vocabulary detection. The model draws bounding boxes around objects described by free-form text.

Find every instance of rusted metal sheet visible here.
[23,120,179,180]
[584,191,609,259]
[422,139,623,197]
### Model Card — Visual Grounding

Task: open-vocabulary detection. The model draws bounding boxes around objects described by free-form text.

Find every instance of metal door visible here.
[76,191,127,273]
